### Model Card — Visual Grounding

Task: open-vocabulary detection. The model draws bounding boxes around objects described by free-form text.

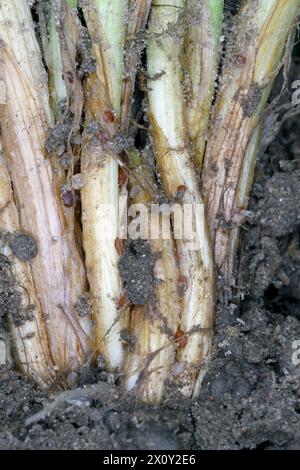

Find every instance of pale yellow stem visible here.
[124,159,180,404]
[0,152,54,386]
[147,0,215,397]
[202,0,300,284]
[0,0,92,373]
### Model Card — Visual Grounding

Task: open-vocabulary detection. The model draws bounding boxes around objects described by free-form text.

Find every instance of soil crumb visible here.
[119,239,156,305]
[8,233,38,262]
[0,255,21,326]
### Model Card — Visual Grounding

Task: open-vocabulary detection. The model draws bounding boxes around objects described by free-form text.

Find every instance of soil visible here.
[0,7,300,452]
[119,239,156,305]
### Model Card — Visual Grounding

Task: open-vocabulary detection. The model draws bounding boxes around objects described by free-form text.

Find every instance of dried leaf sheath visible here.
[81,0,128,369]
[124,158,180,404]
[120,0,152,133]
[81,128,123,369]
[0,153,54,386]
[147,0,215,397]
[38,0,84,127]
[38,1,90,316]
[0,0,91,372]
[121,2,179,401]
[202,0,300,284]
[184,0,224,169]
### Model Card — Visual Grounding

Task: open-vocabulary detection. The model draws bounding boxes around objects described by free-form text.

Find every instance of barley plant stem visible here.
[201,0,300,286]
[0,0,92,374]
[147,0,215,397]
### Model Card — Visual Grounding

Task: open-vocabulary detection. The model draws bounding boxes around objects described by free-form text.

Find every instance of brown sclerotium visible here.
[61,186,76,208]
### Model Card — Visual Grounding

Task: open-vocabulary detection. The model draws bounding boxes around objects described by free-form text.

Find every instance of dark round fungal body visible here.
[103,110,115,123]
[62,188,76,208]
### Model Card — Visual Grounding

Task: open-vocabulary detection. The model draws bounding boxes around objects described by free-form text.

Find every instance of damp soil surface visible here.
[1,103,300,450]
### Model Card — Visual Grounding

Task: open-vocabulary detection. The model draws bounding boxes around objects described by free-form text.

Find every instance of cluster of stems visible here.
[0,0,299,403]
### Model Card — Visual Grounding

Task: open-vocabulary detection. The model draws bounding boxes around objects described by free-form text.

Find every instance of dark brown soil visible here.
[119,239,156,305]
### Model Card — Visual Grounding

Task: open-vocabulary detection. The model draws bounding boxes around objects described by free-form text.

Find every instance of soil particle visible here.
[74,294,91,318]
[76,28,97,79]
[45,113,73,154]
[245,236,281,299]
[242,83,262,117]
[120,329,137,352]
[258,171,300,237]
[119,239,156,305]
[59,152,72,169]
[224,0,244,14]
[0,255,21,327]
[0,253,38,332]
[8,232,38,262]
